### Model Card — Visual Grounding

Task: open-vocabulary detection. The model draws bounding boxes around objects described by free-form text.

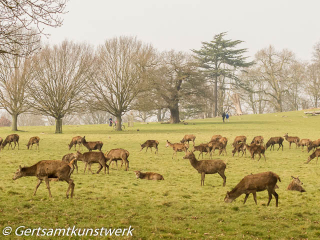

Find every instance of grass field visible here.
[1,110,320,239]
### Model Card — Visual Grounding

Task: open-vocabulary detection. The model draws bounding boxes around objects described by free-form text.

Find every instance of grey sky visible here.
[46,0,320,62]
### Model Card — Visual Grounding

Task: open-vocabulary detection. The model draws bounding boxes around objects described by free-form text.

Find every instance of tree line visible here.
[0,1,319,133]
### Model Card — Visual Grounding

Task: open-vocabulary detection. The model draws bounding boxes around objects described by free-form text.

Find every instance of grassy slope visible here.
[0,111,320,239]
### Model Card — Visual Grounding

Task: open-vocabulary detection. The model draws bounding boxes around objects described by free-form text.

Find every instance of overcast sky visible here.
[46,0,320,62]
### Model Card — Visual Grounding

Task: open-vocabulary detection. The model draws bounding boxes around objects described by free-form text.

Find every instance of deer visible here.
[305,149,320,164]
[62,151,82,173]
[134,171,164,180]
[68,136,83,151]
[183,151,226,187]
[166,140,189,159]
[192,143,211,159]
[297,139,312,151]
[81,136,103,152]
[76,151,109,174]
[1,134,19,150]
[232,142,246,157]
[284,133,300,149]
[307,139,320,153]
[140,140,159,154]
[208,141,225,157]
[232,136,247,147]
[218,137,228,155]
[265,137,284,151]
[224,171,281,207]
[210,135,222,142]
[0,137,3,146]
[104,148,130,171]
[12,160,75,198]
[251,136,264,145]
[180,134,196,146]
[245,144,266,161]
[287,176,306,192]
[26,136,40,150]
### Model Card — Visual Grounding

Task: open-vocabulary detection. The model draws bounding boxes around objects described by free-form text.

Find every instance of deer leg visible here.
[96,163,103,174]
[252,192,257,205]
[145,147,148,153]
[33,179,43,196]
[263,153,266,161]
[65,179,75,198]
[44,177,52,198]
[267,191,272,206]
[243,194,249,204]
[74,160,78,174]
[84,162,88,173]
[201,172,205,186]
[218,171,226,187]
[258,153,261,161]
[272,190,279,207]
[289,142,291,149]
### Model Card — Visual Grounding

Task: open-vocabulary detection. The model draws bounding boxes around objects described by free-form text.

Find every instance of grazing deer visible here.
[166,140,189,159]
[12,160,75,198]
[251,136,264,145]
[305,149,320,164]
[77,152,109,174]
[134,171,164,180]
[181,135,196,146]
[192,143,211,159]
[81,136,103,152]
[265,137,284,151]
[26,136,40,150]
[307,139,320,153]
[140,140,159,154]
[297,139,312,151]
[211,135,222,142]
[232,142,246,157]
[1,134,19,150]
[224,171,281,207]
[232,136,247,147]
[284,133,300,149]
[104,148,130,171]
[183,151,226,187]
[62,151,82,173]
[68,136,83,151]
[245,144,266,161]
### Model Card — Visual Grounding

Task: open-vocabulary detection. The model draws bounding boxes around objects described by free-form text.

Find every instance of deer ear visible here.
[19,165,22,170]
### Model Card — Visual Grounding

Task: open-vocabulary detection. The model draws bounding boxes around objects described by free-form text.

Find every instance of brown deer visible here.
[140,140,159,154]
[134,171,164,180]
[208,141,225,157]
[104,148,129,171]
[251,136,264,145]
[76,151,109,174]
[26,136,40,150]
[12,160,75,198]
[287,176,306,192]
[211,135,222,142]
[68,136,83,151]
[224,171,281,207]
[307,139,320,153]
[192,143,211,159]
[166,140,189,159]
[297,139,312,151]
[183,151,226,187]
[218,137,228,155]
[284,133,300,149]
[0,137,3,146]
[81,136,103,152]
[62,151,82,173]
[245,144,266,161]
[232,142,246,157]
[181,134,196,146]
[1,134,19,150]
[232,136,247,147]
[265,137,284,151]
[305,149,320,164]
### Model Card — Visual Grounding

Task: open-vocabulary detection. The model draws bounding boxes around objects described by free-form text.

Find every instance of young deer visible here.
[284,133,300,149]
[140,140,159,154]
[265,137,284,151]
[81,136,103,152]
[166,140,189,159]
[105,148,130,171]
[134,171,164,180]
[68,136,83,151]
[1,134,19,150]
[180,134,196,146]
[26,136,40,150]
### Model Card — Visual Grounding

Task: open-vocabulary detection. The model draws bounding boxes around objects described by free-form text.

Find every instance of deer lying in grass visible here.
[305,149,320,164]
[105,148,129,171]
[183,151,226,186]
[166,140,189,159]
[245,144,266,161]
[298,139,312,151]
[232,142,246,157]
[265,137,284,151]
[1,134,19,150]
[68,136,83,151]
[26,136,40,150]
[134,171,164,180]
[224,171,281,207]
[12,160,75,198]
[192,144,211,159]
[81,136,103,152]
[232,136,247,147]
[62,151,82,173]
[287,176,306,192]
[140,140,159,154]
[307,139,320,153]
[76,151,109,174]
[251,136,264,145]
[284,133,300,149]
[181,134,196,146]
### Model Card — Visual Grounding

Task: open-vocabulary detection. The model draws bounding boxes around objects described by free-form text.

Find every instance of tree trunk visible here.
[116,115,122,131]
[214,76,218,117]
[55,118,62,134]
[11,113,18,131]
[157,109,162,122]
[169,103,180,124]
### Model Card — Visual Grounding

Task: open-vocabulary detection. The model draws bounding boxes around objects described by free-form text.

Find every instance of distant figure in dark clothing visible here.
[109,117,113,127]
[222,112,226,122]
[226,113,229,122]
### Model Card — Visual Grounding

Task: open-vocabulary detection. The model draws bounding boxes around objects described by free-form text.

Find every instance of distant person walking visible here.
[226,113,229,122]
[109,117,113,127]
[222,112,226,123]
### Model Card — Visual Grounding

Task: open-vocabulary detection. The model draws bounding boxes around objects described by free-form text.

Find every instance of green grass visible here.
[1,110,320,239]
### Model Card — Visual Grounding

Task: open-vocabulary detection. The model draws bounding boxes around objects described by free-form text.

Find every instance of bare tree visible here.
[305,63,320,108]
[27,40,93,133]
[87,36,156,131]
[0,0,67,56]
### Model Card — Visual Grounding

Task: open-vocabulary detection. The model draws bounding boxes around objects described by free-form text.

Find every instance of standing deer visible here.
[265,137,284,151]
[68,136,83,151]
[140,140,159,154]
[104,148,130,171]
[1,134,19,150]
[166,140,189,159]
[81,136,103,152]
[26,136,40,150]
[284,133,300,149]
[181,135,196,146]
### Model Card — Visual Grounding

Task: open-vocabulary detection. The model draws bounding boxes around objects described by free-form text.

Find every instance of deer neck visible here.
[22,164,38,177]
[188,154,199,169]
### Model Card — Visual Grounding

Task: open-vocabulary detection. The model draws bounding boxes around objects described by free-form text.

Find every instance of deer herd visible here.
[8,131,320,207]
